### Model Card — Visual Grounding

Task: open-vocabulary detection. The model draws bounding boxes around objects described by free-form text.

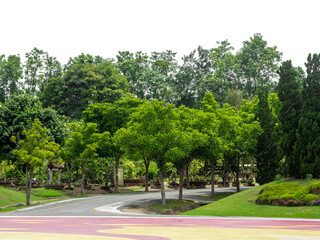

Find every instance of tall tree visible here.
[278,60,302,177]
[41,61,130,119]
[204,40,241,105]
[294,54,320,178]
[175,46,214,108]
[0,55,23,102]
[256,90,280,184]
[24,48,62,97]
[237,33,282,98]
[117,50,178,104]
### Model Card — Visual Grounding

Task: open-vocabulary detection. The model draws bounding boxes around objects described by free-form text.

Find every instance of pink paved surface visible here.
[0,217,320,239]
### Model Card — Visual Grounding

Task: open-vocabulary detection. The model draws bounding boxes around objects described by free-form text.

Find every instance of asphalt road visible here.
[1,187,243,217]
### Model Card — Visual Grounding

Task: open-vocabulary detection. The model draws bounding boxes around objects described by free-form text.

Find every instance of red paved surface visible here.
[0,217,320,239]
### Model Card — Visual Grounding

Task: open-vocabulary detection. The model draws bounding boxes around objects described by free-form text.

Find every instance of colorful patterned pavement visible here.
[1,216,320,239]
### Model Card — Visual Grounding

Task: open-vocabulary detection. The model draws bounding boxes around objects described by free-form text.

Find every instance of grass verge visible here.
[0,186,43,207]
[0,186,68,212]
[180,181,320,218]
[150,200,193,211]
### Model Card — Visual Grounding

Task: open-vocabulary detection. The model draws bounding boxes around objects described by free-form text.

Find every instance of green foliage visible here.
[309,181,320,192]
[306,174,313,180]
[273,174,282,181]
[117,50,178,104]
[41,60,130,119]
[4,167,24,180]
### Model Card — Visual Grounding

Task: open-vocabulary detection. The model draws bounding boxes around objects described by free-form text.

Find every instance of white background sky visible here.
[1,0,320,68]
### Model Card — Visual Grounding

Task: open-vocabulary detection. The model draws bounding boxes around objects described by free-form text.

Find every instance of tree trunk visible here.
[210,159,215,198]
[178,164,185,203]
[250,155,253,178]
[236,158,240,192]
[25,165,30,205]
[81,159,85,195]
[144,159,149,192]
[76,166,79,182]
[67,162,71,189]
[223,159,227,187]
[114,157,120,193]
[185,161,191,189]
[159,171,166,207]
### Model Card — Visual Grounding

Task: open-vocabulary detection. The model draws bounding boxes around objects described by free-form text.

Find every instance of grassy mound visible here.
[180,180,320,218]
[257,181,320,205]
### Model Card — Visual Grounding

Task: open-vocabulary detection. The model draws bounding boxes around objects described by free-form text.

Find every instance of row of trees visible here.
[1,34,283,115]
[1,33,320,206]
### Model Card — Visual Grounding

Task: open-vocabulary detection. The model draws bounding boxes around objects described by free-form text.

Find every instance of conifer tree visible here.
[278,60,302,178]
[294,54,320,178]
[256,90,280,184]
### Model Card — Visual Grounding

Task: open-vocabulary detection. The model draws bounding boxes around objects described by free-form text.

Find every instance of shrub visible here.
[304,194,319,203]
[306,174,313,180]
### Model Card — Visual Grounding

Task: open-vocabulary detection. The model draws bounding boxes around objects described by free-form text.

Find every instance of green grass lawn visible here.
[0,186,66,208]
[31,188,67,198]
[0,186,43,207]
[181,182,320,218]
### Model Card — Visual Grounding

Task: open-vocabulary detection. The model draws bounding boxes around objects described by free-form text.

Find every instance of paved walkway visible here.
[1,216,320,239]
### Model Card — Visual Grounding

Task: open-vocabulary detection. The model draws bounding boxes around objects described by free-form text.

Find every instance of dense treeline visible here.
[1,33,319,206]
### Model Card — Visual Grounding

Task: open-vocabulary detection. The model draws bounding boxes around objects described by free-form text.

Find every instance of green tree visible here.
[12,119,60,205]
[24,48,62,97]
[0,94,66,165]
[0,55,23,102]
[64,122,108,194]
[41,61,130,119]
[172,106,210,202]
[237,33,282,98]
[256,90,280,184]
[204,40,241,105]
[278,60,302,177]
[175,46,214,108]
[83,97,146,192]
[114,100,178,206]
[294,54,320,178]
